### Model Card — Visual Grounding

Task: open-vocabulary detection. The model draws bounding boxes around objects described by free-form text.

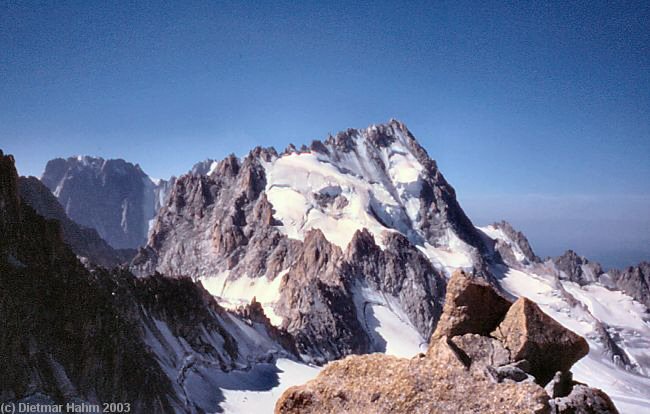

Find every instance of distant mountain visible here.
[40,156,173,249]
[1,150,300,413]
[133,120,486,361]
[17,176,135,268]
[2,119,649,413]
[189,158,219,176]
[551,249,650,308]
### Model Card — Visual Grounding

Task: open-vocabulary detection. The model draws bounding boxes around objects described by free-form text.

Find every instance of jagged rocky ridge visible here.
[552,250,650,308]
[6,119,649,412]
[133,120,479,362]
[0,150,299,413]
[131,120,650,411]
[484,221,649,374]
[41,156,173,249]
[483,221,650,310]
[275,271,617,414]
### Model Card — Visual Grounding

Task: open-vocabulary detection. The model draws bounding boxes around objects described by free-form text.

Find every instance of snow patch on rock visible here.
[200,270,287,326]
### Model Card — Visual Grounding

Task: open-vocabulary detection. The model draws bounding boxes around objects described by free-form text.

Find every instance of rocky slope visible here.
[552,250,650,308]
[1,149,300,413]
[479,223,650,412]
[40,156,172,249]
[276,271,617,414]
[133,120,477,362]
[18,176,134,268]
[131,120,650,411]
[5,119,649,412]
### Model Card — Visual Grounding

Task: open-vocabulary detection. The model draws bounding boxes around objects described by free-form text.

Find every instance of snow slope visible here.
[263,126,430,250]
[490,257,650,413]
[165,122,649,412]
[353,284,428,358]
[219,359,321,414]
[199,270,286,326]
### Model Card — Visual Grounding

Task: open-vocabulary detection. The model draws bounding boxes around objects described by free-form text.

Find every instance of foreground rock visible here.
[551,384,619,413]
[276,339,550,414]
[276,270,618,414]
[430,269,511,341]
[492,297,589,385]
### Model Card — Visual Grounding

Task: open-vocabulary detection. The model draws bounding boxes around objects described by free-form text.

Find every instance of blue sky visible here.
[1,1,648,267]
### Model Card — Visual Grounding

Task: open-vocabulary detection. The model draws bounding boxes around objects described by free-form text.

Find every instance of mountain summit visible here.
[2,120,649,413]
[41,156,172,249]
[130,120,650,412]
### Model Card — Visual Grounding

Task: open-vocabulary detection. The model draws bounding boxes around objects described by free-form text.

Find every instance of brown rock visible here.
[276,337,551,414]
[429,269,512,344]
[492,297,589,385]
[450,333,511,371]
[551,384,619,413]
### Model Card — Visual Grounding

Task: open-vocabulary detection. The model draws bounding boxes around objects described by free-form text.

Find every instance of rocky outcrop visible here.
[342,230,445,344]
[608,262,650,308]
[553,250,604,286]
[494,221,539,262]
[0,150,21,254]
[18,176,134,268]
[489,220,540,267]
[276,341,550,414]
[276,270,616,413]
[491,297,589,385]
[550,384,619,413]
[275,229,369,362]
[40,156,171,249]
[552,251,650,309]
[1,150,297,413]
[190,158,218,175]
[133,150,290,279]
[430,270,511,341]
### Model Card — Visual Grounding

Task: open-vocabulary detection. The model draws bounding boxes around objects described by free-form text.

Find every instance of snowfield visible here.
[219,359,321,414]
[262,127,428,250]
[199,270,286,326]
[190,125,650,413]
[492,254,650,413]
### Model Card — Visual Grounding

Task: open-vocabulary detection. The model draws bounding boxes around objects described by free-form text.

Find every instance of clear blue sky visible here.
[1,1,648,267]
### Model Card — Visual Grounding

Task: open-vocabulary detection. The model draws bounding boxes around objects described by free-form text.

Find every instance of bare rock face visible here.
[491,297,589,385]
[18,176,135,268]
[494,220,539,263]
[275,338,551,414]
[553,250,603,286]
[0,150,21,253]
[41,156,171,249]
[430,270,511,342]
[450,333,510,371]
[343,229,445,343]
[608,262,650,308]
[275,229,370,362]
